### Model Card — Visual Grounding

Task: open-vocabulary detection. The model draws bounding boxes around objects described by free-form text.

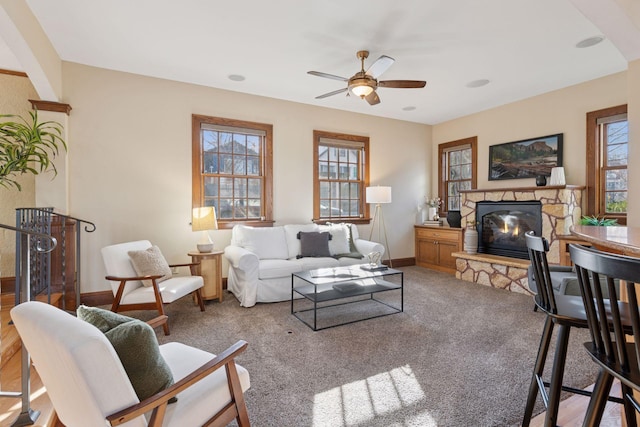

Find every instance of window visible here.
[438,137,477,212]
[586,105,628,223]
[313,131,369,223]
[192,115,273,228]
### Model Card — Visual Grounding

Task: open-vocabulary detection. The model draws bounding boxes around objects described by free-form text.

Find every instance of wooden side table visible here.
[188,250,223,302]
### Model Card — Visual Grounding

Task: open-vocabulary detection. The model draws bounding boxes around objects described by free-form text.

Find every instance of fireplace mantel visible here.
[460,185,584,194]
[453,185,585,294]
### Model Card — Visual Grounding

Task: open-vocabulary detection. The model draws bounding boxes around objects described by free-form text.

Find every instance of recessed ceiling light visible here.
[466,79,490,88]
[228,74,246,82]
[402,106,416,111]
[576,36,605,49]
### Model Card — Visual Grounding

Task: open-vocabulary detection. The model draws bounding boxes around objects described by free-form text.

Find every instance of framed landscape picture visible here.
[488,133,563,181]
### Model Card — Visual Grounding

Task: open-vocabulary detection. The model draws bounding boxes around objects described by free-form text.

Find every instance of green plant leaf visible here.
[580,215,618,226]
[0,109,66,191]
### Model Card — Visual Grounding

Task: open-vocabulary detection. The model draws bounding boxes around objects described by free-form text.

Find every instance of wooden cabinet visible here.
[188,250,223,302]
[557,236,592,266]
[415,225,464,274]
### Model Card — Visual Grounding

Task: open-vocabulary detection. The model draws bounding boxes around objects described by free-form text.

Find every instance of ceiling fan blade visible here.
[378,80,427,88]
[315,87,348,99]
[365,55,395,78]
[365,90,380,105]
[307,71,348,82]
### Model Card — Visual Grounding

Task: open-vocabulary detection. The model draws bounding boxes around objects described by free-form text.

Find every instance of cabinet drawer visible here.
[416,228,458,242]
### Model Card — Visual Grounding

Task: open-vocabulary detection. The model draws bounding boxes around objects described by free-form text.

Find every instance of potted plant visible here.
[0,110,66,191]
[579,215,618,226]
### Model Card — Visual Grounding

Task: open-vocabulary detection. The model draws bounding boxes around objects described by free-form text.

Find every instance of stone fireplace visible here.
[453,185,584,294]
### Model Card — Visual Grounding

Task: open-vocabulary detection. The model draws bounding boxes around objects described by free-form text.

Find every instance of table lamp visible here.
[366,186,392,267]
[192,207,218,252]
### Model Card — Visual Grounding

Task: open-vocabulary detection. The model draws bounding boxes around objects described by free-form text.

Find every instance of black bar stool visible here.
[570,244,640,427]
[522,232,625,427]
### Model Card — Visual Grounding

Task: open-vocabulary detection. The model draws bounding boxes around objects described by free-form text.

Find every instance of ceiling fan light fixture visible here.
[350,82,374,98]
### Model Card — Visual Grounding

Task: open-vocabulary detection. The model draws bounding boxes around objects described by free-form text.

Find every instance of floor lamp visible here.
[366,186,392,267]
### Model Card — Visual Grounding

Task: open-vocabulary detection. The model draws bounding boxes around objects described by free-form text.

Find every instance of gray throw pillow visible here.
[76,305,176,403]
[297,231,332,258]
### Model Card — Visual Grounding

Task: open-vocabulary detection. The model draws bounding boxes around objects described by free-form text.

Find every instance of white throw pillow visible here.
[237,225,288,260]
[319,223,351,256]
[127,245,172,287]
[284,224,319,259]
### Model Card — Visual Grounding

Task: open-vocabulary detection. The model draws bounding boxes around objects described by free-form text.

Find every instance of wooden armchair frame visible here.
[107,261,205,335]
[107,340,250,427]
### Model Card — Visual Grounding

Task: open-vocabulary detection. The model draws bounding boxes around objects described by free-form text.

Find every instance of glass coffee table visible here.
[291,264,403,331]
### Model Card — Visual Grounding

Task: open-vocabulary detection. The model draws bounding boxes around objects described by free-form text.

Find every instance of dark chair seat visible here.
[528,264,576,295]
[570,244,640,427]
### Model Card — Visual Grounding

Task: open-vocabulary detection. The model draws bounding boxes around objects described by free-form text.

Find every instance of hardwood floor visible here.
[1,294,57,426]
[0,349,56,426]
[529,382,622,427]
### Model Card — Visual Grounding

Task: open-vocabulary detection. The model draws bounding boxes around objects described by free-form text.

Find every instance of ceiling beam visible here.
[0,0,61,101]
[570,0,640,61]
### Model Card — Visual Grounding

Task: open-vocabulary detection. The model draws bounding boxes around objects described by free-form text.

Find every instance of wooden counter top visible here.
[570,225,640,257]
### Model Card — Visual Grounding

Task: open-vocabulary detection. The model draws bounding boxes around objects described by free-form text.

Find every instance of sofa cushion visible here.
[127,245,172,287]
[349,223,360,241]
[284,224,319,259]
[258,259,304,280]
[337,256,366,266]
[298,231,332,258]
[300,256,340,270]
[235,225,288,260]
[76,306,176,403]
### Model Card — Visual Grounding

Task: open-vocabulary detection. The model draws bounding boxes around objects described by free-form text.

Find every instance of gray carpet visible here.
[149,266,597,427]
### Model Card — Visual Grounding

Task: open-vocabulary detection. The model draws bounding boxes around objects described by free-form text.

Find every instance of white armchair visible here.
[102,240,205,335]
[11,301,251,427]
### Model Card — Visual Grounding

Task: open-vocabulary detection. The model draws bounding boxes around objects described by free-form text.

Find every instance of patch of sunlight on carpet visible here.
[312,364,431,426]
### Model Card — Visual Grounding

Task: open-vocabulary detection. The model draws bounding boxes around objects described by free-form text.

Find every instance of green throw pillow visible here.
[76,306,176,403]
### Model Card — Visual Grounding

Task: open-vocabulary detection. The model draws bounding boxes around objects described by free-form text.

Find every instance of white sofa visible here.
[225,223,385,307]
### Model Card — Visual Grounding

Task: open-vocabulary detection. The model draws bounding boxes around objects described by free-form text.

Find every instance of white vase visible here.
[464,226,478,254]
[427,207,438,221]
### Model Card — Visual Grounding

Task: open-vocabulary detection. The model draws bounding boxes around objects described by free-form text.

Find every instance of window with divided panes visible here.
[192,115,273,226]
[438,137,477,213]
[313,131,369,221]
[586,105,628,223]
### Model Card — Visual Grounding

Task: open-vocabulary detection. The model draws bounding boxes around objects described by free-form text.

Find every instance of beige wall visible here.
[0,73,38,277]
[433,72,628,191]
[627,60,640,226]
[62,62,431,292]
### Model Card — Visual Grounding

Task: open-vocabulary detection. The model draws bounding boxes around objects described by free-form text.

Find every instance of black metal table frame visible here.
[291,267,403,331]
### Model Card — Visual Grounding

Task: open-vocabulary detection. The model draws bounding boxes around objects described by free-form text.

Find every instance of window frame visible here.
[313,130,370,224]
[586,104,627,225]
[192,114,273,229]
[438,136,478,215]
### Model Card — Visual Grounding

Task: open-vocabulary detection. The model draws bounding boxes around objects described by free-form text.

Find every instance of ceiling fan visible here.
[308,50,426,106]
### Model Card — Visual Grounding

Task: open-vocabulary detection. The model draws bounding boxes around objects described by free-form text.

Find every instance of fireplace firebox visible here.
[475,200,542,259]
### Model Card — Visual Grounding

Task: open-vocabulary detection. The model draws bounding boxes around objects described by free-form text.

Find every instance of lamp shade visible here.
[192,207,218,231]
[366,186,392,204]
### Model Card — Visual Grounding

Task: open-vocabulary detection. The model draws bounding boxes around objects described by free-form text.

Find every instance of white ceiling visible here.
[0,0,631,124]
